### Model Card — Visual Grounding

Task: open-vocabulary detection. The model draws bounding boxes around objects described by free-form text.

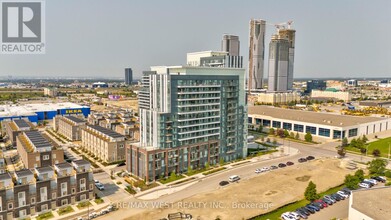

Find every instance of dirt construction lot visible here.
[127,158,352,220]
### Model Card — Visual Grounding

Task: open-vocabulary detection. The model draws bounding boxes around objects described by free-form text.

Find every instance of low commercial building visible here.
[16,131,64,168]
[359,101,391,108]
[348,187,391,220]
[81,125,126,163]
[0,160,94,220]
[53,115,86,141]
[248,105,391,139]
[257,92,300,105]
[311,89,351,102]
[0,102,90,123]
[2,119,35,146]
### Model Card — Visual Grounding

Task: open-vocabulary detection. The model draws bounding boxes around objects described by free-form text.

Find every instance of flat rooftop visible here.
[24,131,53,148]
[88,125,125,139]
[13,119,31,129]
[15,169,34,177]
[0,102,89,117]
[65,115,85,123]
[248,106,386,127]
[351,187,391,219]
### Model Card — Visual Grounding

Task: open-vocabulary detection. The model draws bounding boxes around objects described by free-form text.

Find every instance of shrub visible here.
[304,181,320,201]
[304,132,313,142]
[372,149,381,157]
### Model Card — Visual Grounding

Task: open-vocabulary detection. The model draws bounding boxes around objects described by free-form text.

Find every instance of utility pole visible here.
[388,142,390,162]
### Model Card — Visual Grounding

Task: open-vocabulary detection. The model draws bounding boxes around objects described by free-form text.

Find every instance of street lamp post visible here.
[388,142,390,162]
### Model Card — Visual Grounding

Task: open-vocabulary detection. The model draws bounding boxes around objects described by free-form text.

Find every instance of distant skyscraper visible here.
[306,80,326,93]
[221,35,240,56]
[125,68,133,85]
[248,19,266,90]
[267,27,296,92]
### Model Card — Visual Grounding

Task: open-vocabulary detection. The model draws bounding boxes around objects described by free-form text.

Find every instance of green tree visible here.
[305,132,313,142]
[169,171,176,180]
[337,145,346,157]
[295,132,300,140]
[205,162,210,170]
[368,158,387,175]
[362,135,368,143]
[276,129,285,138]
[187,166,193,175]
[290,132,295,139]
[342,137,348,147]
[219,158,224,166]
[258,125,263,133]
[350,138,357,148]
[372,149,381,157]
[269,128,275,135]
[283,129,290,138]
[354,169,364,182]
[304,181,320,201]
[344,174,360,189]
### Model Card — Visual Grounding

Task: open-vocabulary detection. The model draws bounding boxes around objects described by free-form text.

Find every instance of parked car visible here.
[306,156,315,160]
[324,195,336,203]
[270,165,278,170]
[289,212,301,220]
[362,180,374,187]
[281,212,296,220]
[255,168,262,174]
[293,210,308,219]
[261,167,270,172]
[306,204,320,212]
[89,212,97,219]
[311,202,324,209]
[331,193,343,201]
[95,182,105,191]
[298,158,307,163]
[371,176,386,183]
[341,188,352,195]
[321,198,333,205]
[286,161,294,166]
[315,199,328,207]
[378,176,387,182]
[296,207,310,216]
[364,178,377,185]
[219,181,229,186]
[228,175,240,182]
[303,205,316,213]
[94,179,100,184]
[278,163,287,168]
[359,182,370,188]
[337,191,349,199]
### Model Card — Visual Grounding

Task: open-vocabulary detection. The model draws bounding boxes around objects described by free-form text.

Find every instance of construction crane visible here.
[267,20,293,30]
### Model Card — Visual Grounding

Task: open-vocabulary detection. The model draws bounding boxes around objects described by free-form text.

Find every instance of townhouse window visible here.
[72,188,76,194]
[36,156,40,162]
[31,197,35,204]
[41,204,48,211]
[40,187,47,202]
[52,192,56,199]
[53,154,56,159]
[8,202,13,210]
[89,184,93,190]
[61,182,67,196]
[80,194,86,201]
[43,155,50,160]
[61,199,68,206]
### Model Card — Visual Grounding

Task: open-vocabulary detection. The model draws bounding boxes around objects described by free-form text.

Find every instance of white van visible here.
[228,175,240,182]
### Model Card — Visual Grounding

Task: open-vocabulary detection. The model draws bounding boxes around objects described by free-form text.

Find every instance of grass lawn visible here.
[346,136,391,157]
[76,201,91,209]
[94,198,104,204]
[159,174,185,184]
[252,184,344,220]
[36,212,54,220]
[57,206,74,216]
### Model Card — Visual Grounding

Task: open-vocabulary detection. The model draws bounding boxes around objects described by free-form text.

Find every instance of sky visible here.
[0,0,390,79]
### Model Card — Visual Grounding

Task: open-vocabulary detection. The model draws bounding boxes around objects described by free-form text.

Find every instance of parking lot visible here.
[93,171,130,202]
